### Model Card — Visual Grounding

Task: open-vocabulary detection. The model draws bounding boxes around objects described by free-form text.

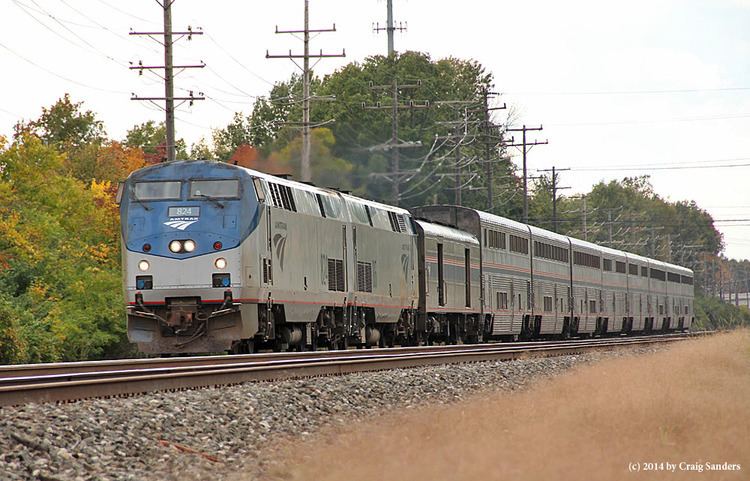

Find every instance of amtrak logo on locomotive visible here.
[163,218,198,231]
[273,233,288,270]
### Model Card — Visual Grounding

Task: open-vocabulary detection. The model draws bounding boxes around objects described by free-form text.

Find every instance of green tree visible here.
[16,93,106,151]
[190,137,216,160]
[212,112,253,161]
[124,120,188,161]
[245,52,519,213]
[267,128,354,189]
[15,94,108,182]
[541,176,723,294]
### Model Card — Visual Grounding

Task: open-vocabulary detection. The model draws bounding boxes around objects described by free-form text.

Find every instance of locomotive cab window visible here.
[134,181,181,200]
[190,180,240,199]
[252,178,267,202]
[116,182,124,205]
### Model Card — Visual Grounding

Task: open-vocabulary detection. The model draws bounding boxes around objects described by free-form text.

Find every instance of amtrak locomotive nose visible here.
[120,161,260,353]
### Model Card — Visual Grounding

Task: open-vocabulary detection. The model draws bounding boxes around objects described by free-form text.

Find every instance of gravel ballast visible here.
[0,346,663,481]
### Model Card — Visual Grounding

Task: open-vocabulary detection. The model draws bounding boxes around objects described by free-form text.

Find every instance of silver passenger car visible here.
[410,205,694,340]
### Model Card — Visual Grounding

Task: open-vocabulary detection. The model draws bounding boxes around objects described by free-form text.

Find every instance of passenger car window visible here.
[134,181,181,200]
[190,180,240,199]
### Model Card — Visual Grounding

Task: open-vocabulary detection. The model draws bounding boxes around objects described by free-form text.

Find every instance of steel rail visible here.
[0,332,701,378]
[0,333,706,408]
[0,335,681,386]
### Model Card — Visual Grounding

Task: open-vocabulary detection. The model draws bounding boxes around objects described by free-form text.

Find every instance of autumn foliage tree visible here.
[0,134,132,362]
[0,95,150,362]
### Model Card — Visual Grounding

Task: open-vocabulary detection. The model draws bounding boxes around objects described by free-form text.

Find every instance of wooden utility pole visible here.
[373,0,406,57]
[364,80,427,204]
[582,195,588,240]
[481,89,506,211]
[538,166,570,233]
[507,125,548,224]
[130,0,204,162]
[267,1,345,182]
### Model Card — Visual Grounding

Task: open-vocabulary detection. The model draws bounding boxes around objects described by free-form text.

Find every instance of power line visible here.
[16,0,96,28]
[13,0,126,68]
[549,112,750,128]
[205,33,275,87]
[569,162,750,172]
[507,86,750,96]
[96,0,156,24]
[0,41,128,94]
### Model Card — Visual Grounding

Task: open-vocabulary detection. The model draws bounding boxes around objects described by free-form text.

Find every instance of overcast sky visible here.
[1,0,749,260]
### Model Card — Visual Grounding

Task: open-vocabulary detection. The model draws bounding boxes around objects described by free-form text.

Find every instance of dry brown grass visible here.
[253,331,750,481]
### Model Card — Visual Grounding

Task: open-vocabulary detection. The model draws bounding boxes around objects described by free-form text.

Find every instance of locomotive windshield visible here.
[134,181,181,200]
[190,179,240,199]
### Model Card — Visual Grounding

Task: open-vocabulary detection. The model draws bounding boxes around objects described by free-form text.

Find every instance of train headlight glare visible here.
[215,257,227,269]
[183,240,196,252]
[138,260,150,272]
[169,240,182,253]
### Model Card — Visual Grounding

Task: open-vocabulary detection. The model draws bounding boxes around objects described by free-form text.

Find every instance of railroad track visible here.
[0,332,709,407]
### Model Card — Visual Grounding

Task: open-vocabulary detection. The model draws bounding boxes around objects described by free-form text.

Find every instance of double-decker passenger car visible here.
[120,161,693,354]
[411,205,694,341]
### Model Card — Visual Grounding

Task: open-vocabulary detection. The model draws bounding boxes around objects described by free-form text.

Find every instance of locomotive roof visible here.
[340,193,412,216]
[247,166,412,216]
[127,160,413,217]
[415,220,479,245]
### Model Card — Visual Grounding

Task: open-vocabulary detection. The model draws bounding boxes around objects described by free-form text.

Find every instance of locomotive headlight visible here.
[169,240,183,253]
[214,257,227,269]
[138,260,150,272]
[183,240,196,252]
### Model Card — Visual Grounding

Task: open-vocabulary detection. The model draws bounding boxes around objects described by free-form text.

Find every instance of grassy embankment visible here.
[257,331,750,481]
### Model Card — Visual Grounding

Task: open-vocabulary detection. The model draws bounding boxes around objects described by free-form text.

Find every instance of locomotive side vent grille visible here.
[387,211,403,233]
[268,183,283,208]
[357,261,373,293]
[268,182,297,212]
[328,258,345,292]
[396,214,408,233]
